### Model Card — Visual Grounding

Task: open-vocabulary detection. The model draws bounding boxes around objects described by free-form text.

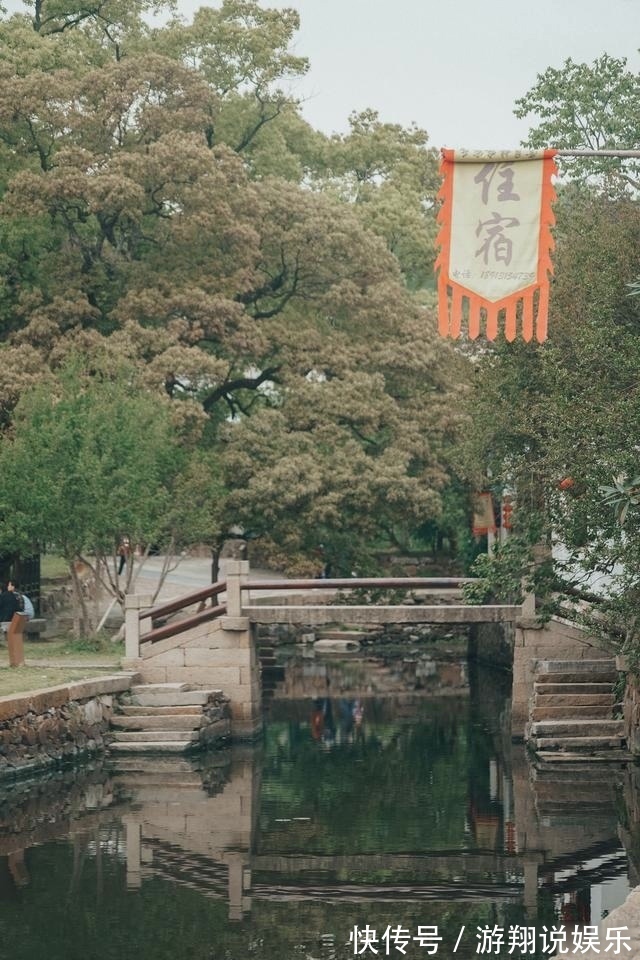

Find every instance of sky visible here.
[4,0,640,149]
[178,0,640,148]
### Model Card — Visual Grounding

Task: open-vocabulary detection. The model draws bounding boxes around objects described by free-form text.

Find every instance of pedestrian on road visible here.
[117,539,131,576]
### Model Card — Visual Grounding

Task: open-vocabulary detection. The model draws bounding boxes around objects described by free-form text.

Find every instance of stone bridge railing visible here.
[124,561,528,659]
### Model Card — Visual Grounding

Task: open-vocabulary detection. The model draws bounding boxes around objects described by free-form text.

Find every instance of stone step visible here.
[535,796,618,813]
[109,757,201,774]
[130,683,192,694]
[118,785,211,803]
[534,682,615,695]
[534,736,626,751]
[535,750,632,764]
[530,719,624,738]
[533,781,618,802]
[109,741,194,754]
[119,705,203,716]
[532,763,627,782]
[110,773,208,789]
[534,693,614,707]
[111,715,201,731]
[536,659,616,673]
[261,666,284,678]
[531,705,615,721]
[535,671,617,685]
[128,690,219,707]
[112,729,198,743]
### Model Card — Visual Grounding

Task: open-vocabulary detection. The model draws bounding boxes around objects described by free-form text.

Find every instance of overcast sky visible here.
[5,0,640,148]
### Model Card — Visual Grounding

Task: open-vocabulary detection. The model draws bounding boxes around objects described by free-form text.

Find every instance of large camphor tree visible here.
[0,0,468,599]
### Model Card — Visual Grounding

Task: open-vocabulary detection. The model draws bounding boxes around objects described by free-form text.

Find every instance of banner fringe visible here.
[437,286,551,342]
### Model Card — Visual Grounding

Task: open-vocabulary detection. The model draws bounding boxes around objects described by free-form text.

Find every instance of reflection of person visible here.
[337,699,357,742]
[310,700,325,741]
[310,697,336,745]
[0,584,20,633]
[353,699,364,726]
[321,698,335,746]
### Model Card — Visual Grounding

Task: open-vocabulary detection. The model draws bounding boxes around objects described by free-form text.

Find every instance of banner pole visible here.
[555,149,640,158]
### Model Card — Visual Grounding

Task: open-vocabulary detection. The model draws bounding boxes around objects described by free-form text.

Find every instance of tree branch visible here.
[202,366,281,414]
[234,95,284,153]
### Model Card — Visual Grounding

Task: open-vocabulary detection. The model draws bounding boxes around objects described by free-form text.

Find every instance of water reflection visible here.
[0,652,636,959]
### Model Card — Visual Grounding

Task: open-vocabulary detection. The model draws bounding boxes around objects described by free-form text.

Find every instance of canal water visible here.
[0,646,635,959]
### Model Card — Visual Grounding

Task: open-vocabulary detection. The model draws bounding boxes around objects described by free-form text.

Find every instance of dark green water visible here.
[0,653,634,960]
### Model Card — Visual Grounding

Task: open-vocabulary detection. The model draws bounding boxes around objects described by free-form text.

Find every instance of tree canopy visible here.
[461,63,640,649]
[0,357,223,633]
[0,0,467,578]
[515,53,640,191]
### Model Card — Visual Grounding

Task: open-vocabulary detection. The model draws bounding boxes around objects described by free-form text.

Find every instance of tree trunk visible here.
[211,546,220,584]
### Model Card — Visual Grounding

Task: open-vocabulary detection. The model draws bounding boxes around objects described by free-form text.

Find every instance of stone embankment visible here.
[0,675,135,780]
[0,676,234,775]
[257,621,468,647]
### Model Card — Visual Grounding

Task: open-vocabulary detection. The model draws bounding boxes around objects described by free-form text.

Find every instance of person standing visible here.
[0,583,20,633]
[8,581,34,620]
[117,539,131,576]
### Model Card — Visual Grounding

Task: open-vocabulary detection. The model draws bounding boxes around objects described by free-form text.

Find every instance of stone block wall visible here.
[0,675,134,780]
[469,621,514,668]
[124,616,262,740]
[623,668,640,757]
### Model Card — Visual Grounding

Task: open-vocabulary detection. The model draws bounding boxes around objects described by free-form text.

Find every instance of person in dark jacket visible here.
[0,584,20,633]
[8,581,34,620]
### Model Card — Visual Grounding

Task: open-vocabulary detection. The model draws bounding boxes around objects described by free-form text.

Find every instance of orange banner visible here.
[435,149,557,342]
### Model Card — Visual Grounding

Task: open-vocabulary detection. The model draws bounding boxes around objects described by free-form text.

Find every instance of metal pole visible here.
[555,149,640,158]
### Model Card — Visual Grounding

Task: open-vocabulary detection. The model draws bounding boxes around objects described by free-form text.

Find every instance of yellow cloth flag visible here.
[435,149,557,342]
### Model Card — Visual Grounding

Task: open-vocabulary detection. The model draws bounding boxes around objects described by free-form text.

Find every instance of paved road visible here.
[123,555,282,605]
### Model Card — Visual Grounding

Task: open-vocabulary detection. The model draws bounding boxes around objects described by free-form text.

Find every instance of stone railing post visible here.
[225,560,249,618]
[7,613,26,668]
[124,594,152,660]
[521,582,536,619]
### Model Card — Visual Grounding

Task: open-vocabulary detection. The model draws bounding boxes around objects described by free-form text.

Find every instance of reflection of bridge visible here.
[115,749,530,915]
[141,837,524,902]
[251,851,521,876]
[0,743,632,925]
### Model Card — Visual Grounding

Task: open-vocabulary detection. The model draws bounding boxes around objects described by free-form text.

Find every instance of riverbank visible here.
[0,673,137,781]
[0,637,122,697]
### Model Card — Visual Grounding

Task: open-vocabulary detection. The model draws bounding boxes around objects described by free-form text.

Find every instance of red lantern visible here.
[502,498,513,530]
